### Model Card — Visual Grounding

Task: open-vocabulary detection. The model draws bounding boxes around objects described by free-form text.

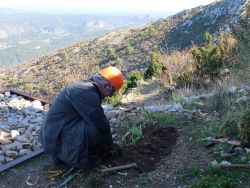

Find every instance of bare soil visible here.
[0,120,212,188]
[104,126,178,172]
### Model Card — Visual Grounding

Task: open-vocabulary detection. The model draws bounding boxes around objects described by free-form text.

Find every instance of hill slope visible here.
[0,0,249,100]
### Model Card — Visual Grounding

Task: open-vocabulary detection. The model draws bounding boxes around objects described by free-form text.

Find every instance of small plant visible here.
[170,93,186,106]
[105,71,144,106]
[126,70,144,88]
[173,70,194,88]
[238,110,250,146]
[147,112,180,125]
[125,43,134,55]
[190,167,244,188]
[220,116,239,138]
[129,125,143,145]
[145,52,163,79]
[183,166,202,179]
[85,176,98,188]
[107,47,116,60]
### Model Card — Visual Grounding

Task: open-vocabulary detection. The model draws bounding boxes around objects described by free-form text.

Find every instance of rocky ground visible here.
[0,82,249,188]
[0,91,49,165]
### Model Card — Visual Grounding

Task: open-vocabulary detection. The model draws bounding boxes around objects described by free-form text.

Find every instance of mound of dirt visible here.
[104,126,178,172]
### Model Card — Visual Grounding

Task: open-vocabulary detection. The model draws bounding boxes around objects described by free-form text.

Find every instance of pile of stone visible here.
[0,91,49,165]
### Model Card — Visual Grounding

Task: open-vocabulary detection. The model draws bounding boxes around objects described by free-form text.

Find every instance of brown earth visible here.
[0,118,212,188]
[104,126,178,172]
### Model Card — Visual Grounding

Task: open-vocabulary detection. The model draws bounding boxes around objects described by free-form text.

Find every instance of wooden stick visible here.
[219,164,250,168]
[101,163,137,173]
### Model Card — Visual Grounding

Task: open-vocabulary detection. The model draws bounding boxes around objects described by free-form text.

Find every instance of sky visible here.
[0,0,217,13]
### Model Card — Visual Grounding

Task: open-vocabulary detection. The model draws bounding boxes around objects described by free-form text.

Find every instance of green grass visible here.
[183,166,202,179]
[189,121,221,145]
[129,125,143,145]
[147,111,181,125]
[189,167,249,188]
[170,93,187,106]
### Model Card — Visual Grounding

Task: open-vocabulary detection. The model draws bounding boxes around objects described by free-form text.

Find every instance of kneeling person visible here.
[39,67,124,168]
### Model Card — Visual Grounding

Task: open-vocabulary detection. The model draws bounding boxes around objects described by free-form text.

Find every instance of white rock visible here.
[211,160,219,166]
[44,104,50,111]
[5,150,19,157]
[2,141,23,152]
[4,91,11,97]
[0,155,5,163]
[0,105,9,113]
[0,94,4,101]
[106,110,123,120]
[19,149,31,156]
[228,86,237,94]
[16,135,31,143]
[18,128,26,134]
[31,100,44,112]
[109,118,117,124]
[170,103,183,112]
[0,139,12,145]
[219,160,231,165]
[0,130,11,140]
[102,104,113,112]
[11,130,20,139]
[5,157,13,162]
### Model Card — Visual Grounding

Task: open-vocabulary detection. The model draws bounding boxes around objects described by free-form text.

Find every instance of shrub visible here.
[105,71,144,106]
[125,43,134,55]
[117,57,125,67]
[161,49,195,87]
[192,33,224,79]
[129,125,143,145]
[107,47,116,60]
[173,70,194,88]
[238,111,250,146]
[145,52,163,79]
[126,70,144,88]
[105,86,125,106]
[221,117,239,138]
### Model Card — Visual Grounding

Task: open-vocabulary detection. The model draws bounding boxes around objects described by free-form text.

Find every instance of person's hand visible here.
[110,143,122,156]
[100,143,122,160]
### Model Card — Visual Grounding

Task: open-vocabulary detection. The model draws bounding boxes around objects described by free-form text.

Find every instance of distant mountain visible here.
[0,10,161,68]
[0,0,249,99]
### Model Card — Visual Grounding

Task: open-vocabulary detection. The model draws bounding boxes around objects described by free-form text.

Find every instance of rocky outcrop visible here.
[165,0,249,49]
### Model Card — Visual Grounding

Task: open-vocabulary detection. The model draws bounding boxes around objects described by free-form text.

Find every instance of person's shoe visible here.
[52,154,65,165]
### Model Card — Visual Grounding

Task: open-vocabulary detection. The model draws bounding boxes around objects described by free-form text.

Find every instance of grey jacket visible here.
[39,79,113,167]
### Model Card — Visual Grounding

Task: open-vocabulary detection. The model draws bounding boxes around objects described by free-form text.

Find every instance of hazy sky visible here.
[0,0,217,13]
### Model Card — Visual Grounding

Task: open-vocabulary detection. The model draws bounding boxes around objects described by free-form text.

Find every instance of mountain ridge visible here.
[0,0,249,100]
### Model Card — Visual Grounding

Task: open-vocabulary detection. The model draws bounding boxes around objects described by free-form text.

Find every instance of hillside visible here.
[0,10,158,68]
[0,1,250,187]
[0,0,249,101]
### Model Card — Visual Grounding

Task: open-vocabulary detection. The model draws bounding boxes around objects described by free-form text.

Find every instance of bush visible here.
[221,117,239,138]
[125,43,134,55]
[126,70,144,88]
[192,33,224,79]
[105,71,144,106]
[161,49,195,87]
[238,111,250,146]
[145,52,163,79]
[173,70,194,88]
[107,47,116,60]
